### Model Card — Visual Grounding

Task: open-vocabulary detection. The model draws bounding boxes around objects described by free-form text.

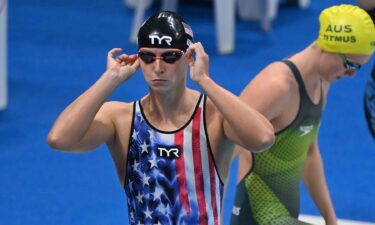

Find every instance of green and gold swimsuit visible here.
[230,60,322,225]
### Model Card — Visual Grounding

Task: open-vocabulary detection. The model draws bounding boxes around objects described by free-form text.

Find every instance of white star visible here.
[141,172,150,186]
[144,206,153,219]
[148,129,155,141]
[136,192,144,204]
[148,153,159,169]
[132,160,140,173]
[158,203,167,215]
[141,141,149,154]
[132,130,139,140]
[130,211,135,221]
[153,187,163,201]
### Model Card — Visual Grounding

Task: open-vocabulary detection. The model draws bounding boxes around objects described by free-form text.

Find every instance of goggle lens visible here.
[138,51,184,64]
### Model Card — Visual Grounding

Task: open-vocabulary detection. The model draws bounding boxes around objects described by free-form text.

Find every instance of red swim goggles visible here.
[138,51,184,64]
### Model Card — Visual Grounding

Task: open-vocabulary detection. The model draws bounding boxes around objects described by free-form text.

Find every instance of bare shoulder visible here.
[98,101,135,131]
[243,62,295,95]
[100,101,134,118]
[241,62,295,113]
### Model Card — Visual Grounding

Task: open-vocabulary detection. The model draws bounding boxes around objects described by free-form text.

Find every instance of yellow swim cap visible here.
[317,4,375,55]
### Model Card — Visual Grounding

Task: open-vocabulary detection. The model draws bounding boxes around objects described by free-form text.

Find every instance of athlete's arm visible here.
[228,62,295,151]
[185,42,275,151]
[47,48,139,152]
[302,80,336,225]
[302,138,337,225]
[239,63,295,125]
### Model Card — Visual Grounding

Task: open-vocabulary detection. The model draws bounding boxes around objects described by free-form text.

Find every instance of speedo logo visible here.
[299,125,314,137]
[232,206,241,216]
[149,35,172,46]
[157,146,180,159]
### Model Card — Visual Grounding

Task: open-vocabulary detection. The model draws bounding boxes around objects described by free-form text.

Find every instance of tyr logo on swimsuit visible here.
[157,146,180,159]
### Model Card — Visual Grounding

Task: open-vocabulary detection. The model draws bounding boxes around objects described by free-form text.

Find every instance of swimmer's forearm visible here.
[302,142,337,225]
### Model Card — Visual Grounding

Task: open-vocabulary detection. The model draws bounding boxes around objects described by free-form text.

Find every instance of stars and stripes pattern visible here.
[125,95,223,225]
[182,22,194,38]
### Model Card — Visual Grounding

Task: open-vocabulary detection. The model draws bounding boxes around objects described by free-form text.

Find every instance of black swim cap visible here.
[137,11,194,51]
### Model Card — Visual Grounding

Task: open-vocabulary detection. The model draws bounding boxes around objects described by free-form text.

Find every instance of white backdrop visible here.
[0,0,7,110]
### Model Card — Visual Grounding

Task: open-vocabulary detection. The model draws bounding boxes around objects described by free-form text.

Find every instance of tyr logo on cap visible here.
[149,35,172,46]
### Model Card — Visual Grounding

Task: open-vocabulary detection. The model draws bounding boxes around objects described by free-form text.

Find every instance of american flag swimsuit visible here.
[124,94,223,225]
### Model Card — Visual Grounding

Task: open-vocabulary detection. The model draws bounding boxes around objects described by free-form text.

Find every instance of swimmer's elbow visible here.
[251,131,275,153]
[47,131,67,151]
[46,131,81,152]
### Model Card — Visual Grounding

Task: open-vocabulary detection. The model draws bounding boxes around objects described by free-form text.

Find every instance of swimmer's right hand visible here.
[106,48,140,83]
